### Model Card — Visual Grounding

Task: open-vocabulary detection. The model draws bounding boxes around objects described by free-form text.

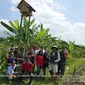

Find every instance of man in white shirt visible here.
[49,46,60,77]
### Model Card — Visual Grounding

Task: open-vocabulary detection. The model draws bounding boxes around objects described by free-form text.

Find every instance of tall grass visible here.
[65,58,85,75]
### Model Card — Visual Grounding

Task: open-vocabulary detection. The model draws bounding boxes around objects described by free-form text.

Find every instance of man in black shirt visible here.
[58,46,67,76]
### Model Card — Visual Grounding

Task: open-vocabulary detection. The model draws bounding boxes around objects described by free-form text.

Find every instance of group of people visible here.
[6,45,70,85]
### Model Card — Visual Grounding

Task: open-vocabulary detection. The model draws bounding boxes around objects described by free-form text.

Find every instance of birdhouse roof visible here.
[17,0,36,12]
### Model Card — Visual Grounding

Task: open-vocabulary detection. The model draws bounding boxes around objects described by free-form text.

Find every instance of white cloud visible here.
[9,0,21,5]
[3,0,85,45]
[9,6,18,12]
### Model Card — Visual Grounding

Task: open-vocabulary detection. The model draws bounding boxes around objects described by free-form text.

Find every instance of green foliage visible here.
[1,17,85,57]
[1,15,85,85]
[1,18,57,51]
[68,41,85,58]
[57,39,68,49]
[68,41,75,58]
[65,58,85,75]
[1,21,17,34]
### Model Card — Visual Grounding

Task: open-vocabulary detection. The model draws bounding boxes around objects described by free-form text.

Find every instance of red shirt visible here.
[22,62,34,72]
[36,55,44,67]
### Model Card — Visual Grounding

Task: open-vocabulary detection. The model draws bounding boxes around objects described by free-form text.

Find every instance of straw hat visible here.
[51,45,58,50]
[15,46,18,48]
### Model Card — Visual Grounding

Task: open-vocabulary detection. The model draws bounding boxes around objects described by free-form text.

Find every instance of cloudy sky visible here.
[0,0,85,45]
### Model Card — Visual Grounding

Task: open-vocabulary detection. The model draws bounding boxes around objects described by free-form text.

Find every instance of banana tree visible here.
[1,20,20,45]
[68,41,75,58]
[1,18,35,45]
[1,18,58,53]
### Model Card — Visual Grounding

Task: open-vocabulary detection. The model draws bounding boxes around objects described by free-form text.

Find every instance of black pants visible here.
[30,58,35,74]
[32,63,35,74]
[58,64,65,75]
[21,70,33,84]
[43,64,48,75]
[43,65,46,75]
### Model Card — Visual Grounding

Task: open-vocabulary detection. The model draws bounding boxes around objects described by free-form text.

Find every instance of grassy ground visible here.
[65,58,85,75]
[0,58,85,85]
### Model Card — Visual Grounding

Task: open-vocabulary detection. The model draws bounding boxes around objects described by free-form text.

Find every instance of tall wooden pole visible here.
[25,16,31,57]
[18,15,23,53]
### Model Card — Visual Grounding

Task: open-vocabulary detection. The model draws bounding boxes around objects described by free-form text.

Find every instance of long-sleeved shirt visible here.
[49,52,61,64]
[55,53,60,63]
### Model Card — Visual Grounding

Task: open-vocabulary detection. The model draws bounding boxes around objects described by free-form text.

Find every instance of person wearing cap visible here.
[49,45,60,77]
[9,44,14,52]
[7,48,16,64]
[7,48,14,58]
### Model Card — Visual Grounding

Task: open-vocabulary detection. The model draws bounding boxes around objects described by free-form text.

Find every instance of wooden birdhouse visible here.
[17,0,36,17]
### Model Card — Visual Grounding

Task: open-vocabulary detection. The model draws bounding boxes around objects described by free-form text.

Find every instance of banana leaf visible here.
[1,21,17,34]
[14,20,19,30]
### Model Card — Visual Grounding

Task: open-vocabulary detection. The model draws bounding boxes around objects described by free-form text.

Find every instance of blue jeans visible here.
[37,66,41,75]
